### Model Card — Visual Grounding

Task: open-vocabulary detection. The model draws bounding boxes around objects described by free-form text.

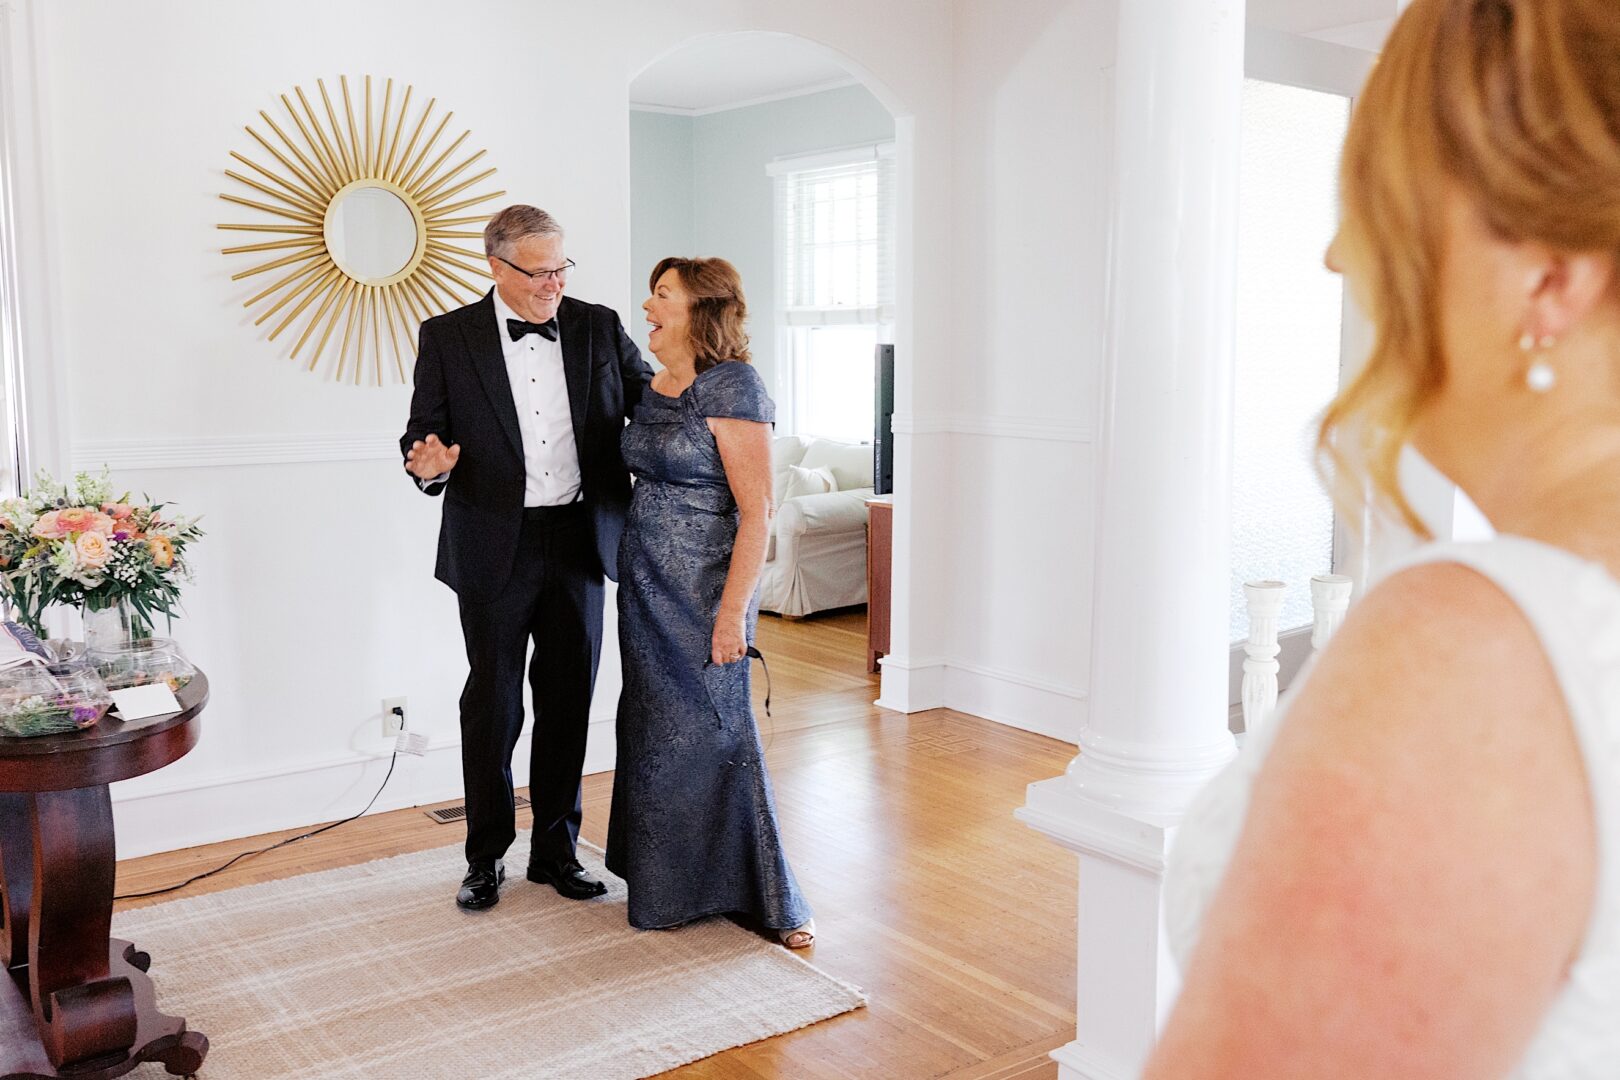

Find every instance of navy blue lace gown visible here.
[605,361,813,932]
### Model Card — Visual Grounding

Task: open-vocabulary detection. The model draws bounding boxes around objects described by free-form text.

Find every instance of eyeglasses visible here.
[495,255,575,283]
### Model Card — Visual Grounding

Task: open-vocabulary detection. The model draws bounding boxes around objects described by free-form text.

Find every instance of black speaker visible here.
[874,343,895,495]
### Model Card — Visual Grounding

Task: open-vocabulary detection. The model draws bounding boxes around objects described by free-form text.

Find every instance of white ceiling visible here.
[1246,0,1398,33]
[631,5,1401,116]
[1306,16,1397,51]
[630,34,857,115]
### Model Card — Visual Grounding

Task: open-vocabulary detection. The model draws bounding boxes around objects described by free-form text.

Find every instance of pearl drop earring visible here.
[1519,332,1557,393]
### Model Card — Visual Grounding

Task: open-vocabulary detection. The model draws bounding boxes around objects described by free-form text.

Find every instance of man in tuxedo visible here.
[401,205,653,910]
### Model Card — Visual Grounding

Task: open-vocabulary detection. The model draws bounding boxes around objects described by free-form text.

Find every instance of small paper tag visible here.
[394,731,429,757]
[110,683,182,721]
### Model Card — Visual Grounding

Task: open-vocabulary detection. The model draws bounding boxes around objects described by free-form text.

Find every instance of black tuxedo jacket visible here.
[401,291,654,602]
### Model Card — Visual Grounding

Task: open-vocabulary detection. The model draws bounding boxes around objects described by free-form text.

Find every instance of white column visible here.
[1016,0,1245,1076]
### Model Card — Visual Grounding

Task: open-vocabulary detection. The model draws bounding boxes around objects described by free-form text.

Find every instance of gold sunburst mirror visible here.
[218,76,504,385]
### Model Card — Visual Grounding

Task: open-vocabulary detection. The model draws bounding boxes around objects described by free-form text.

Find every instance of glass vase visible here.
[83,596,145,653]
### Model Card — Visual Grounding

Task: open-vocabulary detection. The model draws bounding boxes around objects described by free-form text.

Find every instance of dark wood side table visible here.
[0,674,210,1080]
[866,497,893,673]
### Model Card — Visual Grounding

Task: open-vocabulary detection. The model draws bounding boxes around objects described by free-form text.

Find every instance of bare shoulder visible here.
[1149,558,1597,1077]
[1273,557,1590,864]
[1295,558,1562,755]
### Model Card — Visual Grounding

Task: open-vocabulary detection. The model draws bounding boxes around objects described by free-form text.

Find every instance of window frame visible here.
[768,141,896,440]
[1227,29,1379,720]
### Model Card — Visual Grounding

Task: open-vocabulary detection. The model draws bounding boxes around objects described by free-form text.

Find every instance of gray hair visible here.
[483,205,565,259]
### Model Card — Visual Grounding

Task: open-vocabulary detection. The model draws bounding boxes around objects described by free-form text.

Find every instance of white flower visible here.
[0,497,34,533]
[73,469,113,507]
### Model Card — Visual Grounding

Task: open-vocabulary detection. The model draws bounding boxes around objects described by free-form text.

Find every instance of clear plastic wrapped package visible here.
[88,638,197,693]
[0,660,114,737]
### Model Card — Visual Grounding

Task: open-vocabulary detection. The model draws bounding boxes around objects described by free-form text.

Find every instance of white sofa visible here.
[760,435,875,617]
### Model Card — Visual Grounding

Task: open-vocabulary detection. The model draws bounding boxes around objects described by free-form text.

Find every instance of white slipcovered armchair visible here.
[760,435,875,617]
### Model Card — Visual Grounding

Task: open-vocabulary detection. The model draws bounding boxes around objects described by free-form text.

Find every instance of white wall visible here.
[9,0,955,856]
[911,0,1115,741]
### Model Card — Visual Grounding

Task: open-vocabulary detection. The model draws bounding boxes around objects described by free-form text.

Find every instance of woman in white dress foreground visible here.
[1147,1,1620,1076]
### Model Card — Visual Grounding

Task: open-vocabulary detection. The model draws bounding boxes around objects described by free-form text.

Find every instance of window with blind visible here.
[769,143,895,442]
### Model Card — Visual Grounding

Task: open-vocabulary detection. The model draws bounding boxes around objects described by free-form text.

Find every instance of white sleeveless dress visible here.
[1164,537,1620,1078]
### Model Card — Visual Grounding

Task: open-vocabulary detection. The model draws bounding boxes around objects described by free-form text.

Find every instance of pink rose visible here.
[75,531,110,569]
[101,503,133,520]
[30,511,63,539]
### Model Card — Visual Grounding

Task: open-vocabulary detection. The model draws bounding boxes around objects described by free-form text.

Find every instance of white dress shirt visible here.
[492,289,583,507]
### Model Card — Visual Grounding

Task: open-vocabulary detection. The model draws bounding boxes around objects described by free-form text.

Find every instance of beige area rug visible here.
[115,839,864,1079]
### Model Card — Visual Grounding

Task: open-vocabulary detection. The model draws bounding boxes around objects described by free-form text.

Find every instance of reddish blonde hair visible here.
[1321,0,1620,535]
[649,257,751,374]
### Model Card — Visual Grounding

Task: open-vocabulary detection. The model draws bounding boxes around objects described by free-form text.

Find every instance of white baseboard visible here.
[111,716,617,859]
[944,661,1084,743]
[877,655,1083,744]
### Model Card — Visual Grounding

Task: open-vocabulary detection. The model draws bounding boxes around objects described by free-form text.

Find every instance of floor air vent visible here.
[425,795,531,824]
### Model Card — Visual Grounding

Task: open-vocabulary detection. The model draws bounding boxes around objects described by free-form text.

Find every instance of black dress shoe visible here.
[527,857,607,900]
[456,860,505,910]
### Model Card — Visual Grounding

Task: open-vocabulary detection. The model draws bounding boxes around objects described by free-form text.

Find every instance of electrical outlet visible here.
[381,697,407,738]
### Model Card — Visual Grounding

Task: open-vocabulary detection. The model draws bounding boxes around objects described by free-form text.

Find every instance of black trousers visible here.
[457,503,603,867]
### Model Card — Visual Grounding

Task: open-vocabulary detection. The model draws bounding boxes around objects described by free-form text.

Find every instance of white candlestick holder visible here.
[1241,580,1287,736]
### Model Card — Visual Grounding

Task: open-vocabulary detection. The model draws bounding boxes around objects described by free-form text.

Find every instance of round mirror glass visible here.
[325,185,418,283]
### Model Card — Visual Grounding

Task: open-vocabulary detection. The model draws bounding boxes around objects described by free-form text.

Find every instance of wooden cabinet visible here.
[866,497,893,673]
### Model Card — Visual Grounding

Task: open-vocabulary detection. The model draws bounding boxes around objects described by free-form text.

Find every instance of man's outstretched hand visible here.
[406,434,461,480]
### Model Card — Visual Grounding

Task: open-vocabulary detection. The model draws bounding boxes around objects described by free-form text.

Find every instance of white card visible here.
[110,683,182,720]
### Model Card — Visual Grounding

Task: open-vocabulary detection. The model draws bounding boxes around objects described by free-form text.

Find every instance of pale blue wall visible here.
[628,110,695,360]
[629,84,894,391]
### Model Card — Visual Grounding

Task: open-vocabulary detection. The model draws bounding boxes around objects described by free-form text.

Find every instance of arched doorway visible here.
[627,32,914,681]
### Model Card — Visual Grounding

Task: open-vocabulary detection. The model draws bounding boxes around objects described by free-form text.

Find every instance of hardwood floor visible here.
[115,609,1078,1079]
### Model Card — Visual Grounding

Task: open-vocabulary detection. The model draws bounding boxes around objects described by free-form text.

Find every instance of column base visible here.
[873,654,944,713]
[1018,775,1188,1079]
[1051,1039,1132,1080]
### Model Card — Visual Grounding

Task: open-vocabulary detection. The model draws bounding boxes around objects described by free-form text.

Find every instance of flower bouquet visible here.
[0,470,203,642]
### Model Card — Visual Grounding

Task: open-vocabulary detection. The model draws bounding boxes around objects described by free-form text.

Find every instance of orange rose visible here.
[147,535,175,569]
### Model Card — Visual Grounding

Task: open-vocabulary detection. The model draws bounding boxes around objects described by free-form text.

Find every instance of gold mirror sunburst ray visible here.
[221,75,503,385]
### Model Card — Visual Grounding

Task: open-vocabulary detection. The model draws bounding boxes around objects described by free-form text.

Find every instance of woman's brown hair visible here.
[649,257,752,374]
[1320,0,1620,536]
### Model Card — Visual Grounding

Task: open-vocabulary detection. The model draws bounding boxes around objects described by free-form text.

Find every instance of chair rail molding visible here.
[889,412,1093,443]
[71,432,402,472]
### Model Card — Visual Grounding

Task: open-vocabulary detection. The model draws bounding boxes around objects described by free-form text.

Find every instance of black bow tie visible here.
[507,317,558,342]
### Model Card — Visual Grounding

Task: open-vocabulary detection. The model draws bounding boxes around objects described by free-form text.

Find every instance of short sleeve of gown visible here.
[691,361,775,424]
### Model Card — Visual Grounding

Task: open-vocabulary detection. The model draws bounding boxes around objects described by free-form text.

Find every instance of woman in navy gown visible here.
[605,256,814,948]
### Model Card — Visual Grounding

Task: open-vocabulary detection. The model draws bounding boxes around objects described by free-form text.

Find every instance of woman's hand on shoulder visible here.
[1147,560,1596,1080]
